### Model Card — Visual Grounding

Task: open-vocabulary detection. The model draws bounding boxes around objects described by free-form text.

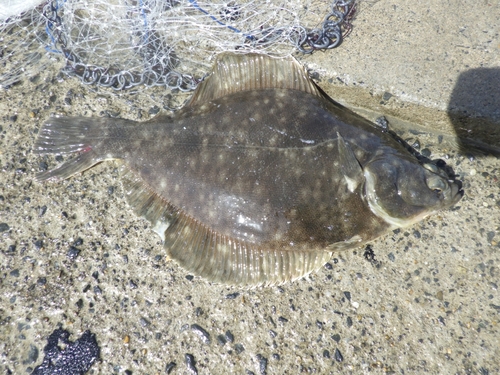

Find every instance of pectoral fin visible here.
[337,132,363,193]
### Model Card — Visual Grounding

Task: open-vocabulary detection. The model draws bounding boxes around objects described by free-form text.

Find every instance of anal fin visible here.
[121,169,332,286]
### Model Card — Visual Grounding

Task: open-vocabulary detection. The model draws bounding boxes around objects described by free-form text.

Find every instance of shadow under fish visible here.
[34,53,463,286]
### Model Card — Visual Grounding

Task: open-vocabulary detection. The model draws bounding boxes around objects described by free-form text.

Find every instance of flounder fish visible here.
[34,53,463,286]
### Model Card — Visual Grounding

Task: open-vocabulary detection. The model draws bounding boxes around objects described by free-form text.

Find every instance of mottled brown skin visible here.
[91,89,402,250]
[34,53,462,285]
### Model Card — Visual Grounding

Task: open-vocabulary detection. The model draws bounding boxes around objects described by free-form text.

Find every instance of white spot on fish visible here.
[300,139,315,145]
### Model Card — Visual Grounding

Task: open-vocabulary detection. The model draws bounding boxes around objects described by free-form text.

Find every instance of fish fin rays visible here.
[34,117,116,181]
[188,53,322,106]
[337,132,363,193]
[165,218,333,286]
[327,235,363,251]
[121,168,331,286]
[121,168,177,242]
[36,150,102,181]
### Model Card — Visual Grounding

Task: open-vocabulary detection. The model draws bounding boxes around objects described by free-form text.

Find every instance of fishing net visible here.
[1,0,356,90]
[1,2,49,88]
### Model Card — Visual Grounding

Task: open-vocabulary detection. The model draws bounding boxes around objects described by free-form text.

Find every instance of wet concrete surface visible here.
[1,0,499,374]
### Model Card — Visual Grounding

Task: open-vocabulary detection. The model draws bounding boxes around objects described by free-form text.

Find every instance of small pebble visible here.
[278,316,288,323]
[382,92,392,101]
[10,269,20,277]
[38,162,48,171]
[75,299,83,309]
[25,344,39,364]
[225,330,234,343]
[39,205,47,217]
[185,353,198,375]
[331,333,340,342]
[421,148,431,157]
[191,324,211,344]
[334,348,344,362]
[217,334,227,346]
[148,105,160,115]
[165,362,176,374]
[140,317,150,327]
[67,246,80,260]
[256,354,268,375]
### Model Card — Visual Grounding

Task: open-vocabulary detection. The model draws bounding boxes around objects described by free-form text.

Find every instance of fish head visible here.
[363,156,463,228]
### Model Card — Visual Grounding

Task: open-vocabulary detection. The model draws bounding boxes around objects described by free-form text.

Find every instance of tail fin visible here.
[34,116,119,181]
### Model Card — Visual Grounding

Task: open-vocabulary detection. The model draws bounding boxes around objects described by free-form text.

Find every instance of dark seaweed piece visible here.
[31,328,100,375]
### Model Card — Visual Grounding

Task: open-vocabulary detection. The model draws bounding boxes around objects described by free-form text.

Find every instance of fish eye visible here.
[423,163,439,173]
[426,175,447,193]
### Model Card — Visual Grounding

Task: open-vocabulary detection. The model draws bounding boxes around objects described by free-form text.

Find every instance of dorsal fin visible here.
[188,53,322,106]
[121,168,332,286]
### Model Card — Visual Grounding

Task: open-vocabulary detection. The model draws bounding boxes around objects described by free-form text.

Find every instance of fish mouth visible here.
[448,180,464,206]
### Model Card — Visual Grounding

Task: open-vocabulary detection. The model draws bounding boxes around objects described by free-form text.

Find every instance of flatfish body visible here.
[34,53,463,286]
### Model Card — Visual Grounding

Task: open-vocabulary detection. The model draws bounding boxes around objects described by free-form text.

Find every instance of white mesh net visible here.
[1,0,356,90]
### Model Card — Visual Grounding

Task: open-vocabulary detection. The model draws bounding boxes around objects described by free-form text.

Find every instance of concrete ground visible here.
[1,0,499,374]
